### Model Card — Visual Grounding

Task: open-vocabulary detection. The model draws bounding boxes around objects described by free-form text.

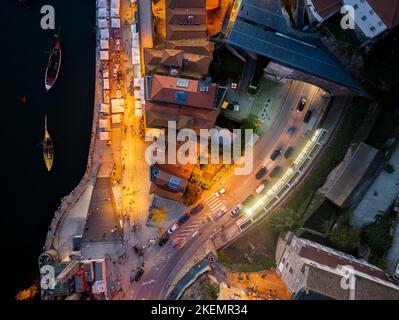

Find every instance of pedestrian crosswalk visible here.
[204,196,226,214]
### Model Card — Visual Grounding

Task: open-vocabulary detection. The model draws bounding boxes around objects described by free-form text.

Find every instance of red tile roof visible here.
[149,75,218,109]
[368,0,399,29]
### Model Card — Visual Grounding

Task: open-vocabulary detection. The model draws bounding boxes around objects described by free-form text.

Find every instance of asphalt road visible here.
[132,81,323,299]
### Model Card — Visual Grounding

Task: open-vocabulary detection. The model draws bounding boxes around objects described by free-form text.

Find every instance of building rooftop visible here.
[228,0,362,92]
[148,75,219,109]
[308,0,342,19]
[368,0,399,29]
[325,143,380,208]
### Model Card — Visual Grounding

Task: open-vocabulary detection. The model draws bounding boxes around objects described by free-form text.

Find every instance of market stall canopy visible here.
[98,19,108,29]
[111,8,119,18]
[99,118,110,129]
[99,132,110,141]
[100,104,110,113]
[103,78,110,90]
[132,47,140,64]
[98,8,107,18]
[111,0,121,11]
[111,18,121,28]
[112,114,121,124]
[100,50,109,61]
[97,0,107,8]
[100,28,109,40]
[100,39,109,50]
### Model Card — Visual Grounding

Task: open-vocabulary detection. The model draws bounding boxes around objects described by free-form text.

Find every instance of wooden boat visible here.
[42,115,54,171]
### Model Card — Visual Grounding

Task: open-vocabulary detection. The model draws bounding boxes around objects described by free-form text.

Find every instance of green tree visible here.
[329,224,360,253]
[183,182,202,206]
[361,214,394,256]
[269,208,299,232]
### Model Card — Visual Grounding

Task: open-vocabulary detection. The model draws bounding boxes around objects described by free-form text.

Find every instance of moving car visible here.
[190,204,204,215]
[167,223,179,235]
[287,127,296,136]
[230,204,244,217]
[270,149,281,161]
[304,110,313,123]
[256,166,267,179]
[215,188,226,197]
[177,213,191,225]
[134,268,144,282]
[296,98,307,112]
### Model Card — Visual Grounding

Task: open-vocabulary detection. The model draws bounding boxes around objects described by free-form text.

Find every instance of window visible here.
[378,21,383,26]
[353,4,358,9]
[370,26,376,32]
[174,90,188,103]
[176,78,189,88]
[369,10,374,15]
[289,267,294,274]
[361,15,367,21]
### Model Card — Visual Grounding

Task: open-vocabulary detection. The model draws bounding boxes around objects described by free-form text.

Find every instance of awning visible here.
[134,77,143,88]
[111,0,121,11]
[132,47,140,64]
[135,108,143,117]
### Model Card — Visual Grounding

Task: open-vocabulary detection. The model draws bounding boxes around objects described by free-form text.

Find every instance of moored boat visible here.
[42,115,54,171]
[44,34,62,91]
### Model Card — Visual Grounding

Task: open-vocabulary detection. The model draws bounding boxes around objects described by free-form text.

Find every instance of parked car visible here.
[296,98,307,112]
[284,147,294,159]
[303,110,313,123]
[255,183,265,194]
[190,204,204,215]
[287,127,296,136]
[158,234,170,247]
[134,268,144,281]
[230,204,244,217]
[167,223,179,235]
[256,166,267,179]
[177,213,191,225]
[270,149,281,161]
[215,188,226,197]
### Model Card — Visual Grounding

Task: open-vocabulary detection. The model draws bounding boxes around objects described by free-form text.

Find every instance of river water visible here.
[0,0,95,299]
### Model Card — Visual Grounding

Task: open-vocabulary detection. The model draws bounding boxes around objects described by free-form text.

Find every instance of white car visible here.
[215,188,226,197]
[230,204,244,217]
[167,223,179,235]
[211,207,228,221]
[255,183,265,194]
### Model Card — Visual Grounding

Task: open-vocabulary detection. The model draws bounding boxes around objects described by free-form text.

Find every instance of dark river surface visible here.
[0,0,95,299]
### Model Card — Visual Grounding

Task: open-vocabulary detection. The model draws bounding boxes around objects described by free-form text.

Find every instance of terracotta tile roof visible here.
[167,7,206,25]
[167,24,208,41]
[368,0,399,29]
[144,48,212,77]
[308,0,341,19]
[145,100,219,132]
[167,39,214,56]
[160,49,185,67]
[149,75,218,109]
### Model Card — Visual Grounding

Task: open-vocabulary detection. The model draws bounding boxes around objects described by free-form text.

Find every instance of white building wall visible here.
[343,0,387,38]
